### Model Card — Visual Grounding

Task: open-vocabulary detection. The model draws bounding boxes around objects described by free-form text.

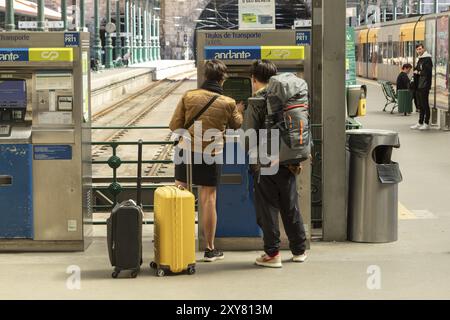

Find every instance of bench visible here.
[379,81,398,114]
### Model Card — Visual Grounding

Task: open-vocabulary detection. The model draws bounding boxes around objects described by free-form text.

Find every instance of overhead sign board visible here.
[238,0,276,30]
[0,48,74,62]
[294,20,312,28]
[205,46,305,61]
[18,21,64,29]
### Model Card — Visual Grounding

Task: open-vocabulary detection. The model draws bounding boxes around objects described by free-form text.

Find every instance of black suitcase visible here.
[107,140,144,278]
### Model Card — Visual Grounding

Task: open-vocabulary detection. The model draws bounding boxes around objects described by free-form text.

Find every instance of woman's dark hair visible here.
[402,63,413,70]
[249,60,278,84]
[204,60,228,82]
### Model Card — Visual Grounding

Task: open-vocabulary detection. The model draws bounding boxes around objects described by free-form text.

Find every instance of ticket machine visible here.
[196,30,312,250]
[0,32,92,251]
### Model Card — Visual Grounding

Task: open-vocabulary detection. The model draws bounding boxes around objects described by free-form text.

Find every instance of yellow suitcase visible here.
[150,186,196,277]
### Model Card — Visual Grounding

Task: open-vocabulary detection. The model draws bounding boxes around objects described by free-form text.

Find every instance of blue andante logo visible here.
[205,46,261,60]
[0,48,29,62]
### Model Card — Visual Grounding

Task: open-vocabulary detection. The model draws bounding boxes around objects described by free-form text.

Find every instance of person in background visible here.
[411,44,433,131]
[123,52,131,67]
[396,63,413,92]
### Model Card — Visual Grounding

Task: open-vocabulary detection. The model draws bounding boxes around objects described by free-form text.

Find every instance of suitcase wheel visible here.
[131,270,139,278]
[156,268,165,277]
[150,261,157,269]
[188,266,196,275]
[111,271,120,279]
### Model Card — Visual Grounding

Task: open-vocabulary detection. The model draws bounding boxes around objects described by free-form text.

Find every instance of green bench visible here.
[379,81,398,114]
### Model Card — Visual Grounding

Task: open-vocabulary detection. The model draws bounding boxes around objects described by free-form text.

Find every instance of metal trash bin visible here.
[347,85,367,117]
[397,89,413,115]
[346,129,402,243]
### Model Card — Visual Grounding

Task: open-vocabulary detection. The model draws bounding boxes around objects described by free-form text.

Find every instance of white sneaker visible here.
[292,253,308,263]
[255,253,282,268]
[419,124,430,131]
[410,123,421,130]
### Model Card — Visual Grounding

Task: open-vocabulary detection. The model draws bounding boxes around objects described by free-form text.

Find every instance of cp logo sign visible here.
[41,51,60,60]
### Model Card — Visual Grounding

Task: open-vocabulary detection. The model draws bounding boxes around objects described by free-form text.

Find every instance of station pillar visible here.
[61,0,68,31]
[150,10,155,61]
[147,5,154,61]
[37,0,45,31]
[137,0,143,63]
[314,0,347,241]
[80,0,85,30]
[5,0,15,31]
[142,0,148,62]
[156,15,161,60]
[115,0,122,60]
[94,0,103,66]
[105,0,114,69]
[124,0,131,58]
[133,0,138,64]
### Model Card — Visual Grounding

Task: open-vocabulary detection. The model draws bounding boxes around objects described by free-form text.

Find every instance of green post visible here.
[94,0,103,65]
[5,0,15,31]
[156,15,161,60]
[62,0,68,31]
[393,0,398,21]
[105,0,114,68]
[124,0,131,57]
[143,0,148,62]
[115,0,122,60]
[149,8,154,61]
[153,14,157,60]
[137,0,143,63]
[80,0,85,30]
[37,0,45,31]
[133,0,138,64]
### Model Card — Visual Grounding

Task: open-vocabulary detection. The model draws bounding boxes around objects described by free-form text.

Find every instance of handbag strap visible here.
[184,95,220,130]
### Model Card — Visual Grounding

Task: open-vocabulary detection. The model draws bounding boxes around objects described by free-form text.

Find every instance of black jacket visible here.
[414,52,433,90]
[396,72,411,92]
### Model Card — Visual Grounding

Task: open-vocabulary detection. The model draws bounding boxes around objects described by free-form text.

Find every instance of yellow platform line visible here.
[399,202,417,220]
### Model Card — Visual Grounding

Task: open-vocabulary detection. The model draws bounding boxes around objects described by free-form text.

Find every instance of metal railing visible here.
[91,125,185,215]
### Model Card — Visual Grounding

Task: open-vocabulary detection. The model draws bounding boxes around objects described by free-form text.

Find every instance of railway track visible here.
[91,72,197,180]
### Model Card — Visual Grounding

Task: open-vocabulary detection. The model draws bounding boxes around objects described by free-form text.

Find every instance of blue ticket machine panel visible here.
[0,79,33,238]
[216,140,262,237]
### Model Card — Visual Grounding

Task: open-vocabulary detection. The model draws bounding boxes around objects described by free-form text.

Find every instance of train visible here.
[355,12,449,111]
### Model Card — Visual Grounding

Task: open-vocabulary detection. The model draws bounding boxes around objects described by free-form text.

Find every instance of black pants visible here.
[417,89,431,125]
[253,166,307,256]
[413,91,420,111]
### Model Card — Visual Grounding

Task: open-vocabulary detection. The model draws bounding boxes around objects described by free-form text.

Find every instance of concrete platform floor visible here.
[1,79,450,300]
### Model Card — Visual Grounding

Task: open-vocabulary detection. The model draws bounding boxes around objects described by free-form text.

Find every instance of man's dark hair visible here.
[402,63,413,70]
[204,60,228,82]
[416,43,425,49]
[249,60,278,84]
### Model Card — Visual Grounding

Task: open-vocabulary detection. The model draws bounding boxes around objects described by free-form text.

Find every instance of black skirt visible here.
[175,151,222,187]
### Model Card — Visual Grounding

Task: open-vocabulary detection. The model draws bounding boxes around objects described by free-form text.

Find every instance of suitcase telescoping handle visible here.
[186,152,193,193]
[137,139,143,207]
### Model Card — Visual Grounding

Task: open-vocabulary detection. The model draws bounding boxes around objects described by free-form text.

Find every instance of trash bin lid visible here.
[346,129,400,154]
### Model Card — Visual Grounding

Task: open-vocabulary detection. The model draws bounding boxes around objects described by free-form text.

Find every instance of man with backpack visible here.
[242,60,308,268]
